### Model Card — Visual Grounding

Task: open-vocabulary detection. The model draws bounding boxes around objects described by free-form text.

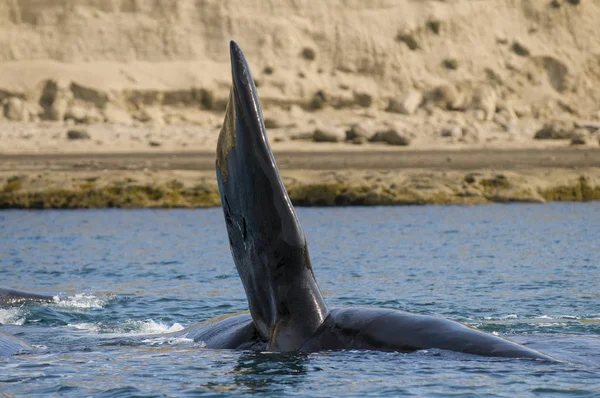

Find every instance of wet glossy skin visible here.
[215,42,328,351]
[177,309,551,360]
[302,308,551,359]
[0,288,45,356]
[201,41,554,360]
[0,287,54,306]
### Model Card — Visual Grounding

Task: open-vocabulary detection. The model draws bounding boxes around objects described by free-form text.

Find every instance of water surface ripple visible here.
[1,204,599,396]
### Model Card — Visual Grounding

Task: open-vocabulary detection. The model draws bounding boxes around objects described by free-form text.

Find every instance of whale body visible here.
[0,287,49,356]
[170,41,553,361]
[0,287,54,307]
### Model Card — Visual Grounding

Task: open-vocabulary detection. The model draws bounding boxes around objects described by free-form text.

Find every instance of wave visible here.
[479,314,600,327]
[52,293,109,309]
[68,319,185,335]
[0,307,26,325]
[140,335,202,347]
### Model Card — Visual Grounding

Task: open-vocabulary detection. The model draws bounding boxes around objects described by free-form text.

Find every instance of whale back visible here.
[215,41,329,351]
[0,287,54,306]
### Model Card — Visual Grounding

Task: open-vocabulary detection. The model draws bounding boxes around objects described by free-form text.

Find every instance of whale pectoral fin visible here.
[216,41,329,351]
[306,308,553,360]
[182,313,265,350]
[369,311,553,359]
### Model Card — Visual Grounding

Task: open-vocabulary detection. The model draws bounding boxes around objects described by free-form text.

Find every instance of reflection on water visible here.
[1,204,600,396]
[230,352,310,393]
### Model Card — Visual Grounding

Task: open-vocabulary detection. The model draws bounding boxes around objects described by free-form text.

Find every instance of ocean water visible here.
[1,204,599,396]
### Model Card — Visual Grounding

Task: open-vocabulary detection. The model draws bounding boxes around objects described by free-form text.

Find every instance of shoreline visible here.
[2,147,600,170]
[2,149,599,208]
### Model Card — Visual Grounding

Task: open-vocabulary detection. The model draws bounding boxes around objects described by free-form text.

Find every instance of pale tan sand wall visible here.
[0,0,599,118]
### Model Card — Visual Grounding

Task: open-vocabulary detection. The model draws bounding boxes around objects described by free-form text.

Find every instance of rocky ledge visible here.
[1,168,599,209]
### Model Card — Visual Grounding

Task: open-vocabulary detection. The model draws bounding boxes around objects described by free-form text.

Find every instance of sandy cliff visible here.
[0,0,598,126]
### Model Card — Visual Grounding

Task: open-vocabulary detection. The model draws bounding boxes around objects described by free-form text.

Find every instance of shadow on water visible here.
[204,351,310,394]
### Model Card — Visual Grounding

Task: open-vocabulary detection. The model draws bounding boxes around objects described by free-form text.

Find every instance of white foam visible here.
[67,322,101,333]
[525,315,589,327]
[533,314,579,320]
[482,314,591,325]
[530,315,582,322]
[140,335,200,347]
[67,319,184,335]
[555,315,579,320]
[136,319,185,334]
[531,322,562,327]
[52,293,107,309]
[0,308,26,325]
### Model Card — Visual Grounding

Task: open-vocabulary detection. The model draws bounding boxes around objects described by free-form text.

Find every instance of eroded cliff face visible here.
[0,0,598,124]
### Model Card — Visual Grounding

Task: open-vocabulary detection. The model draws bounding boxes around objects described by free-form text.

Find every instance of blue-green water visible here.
[1,204,599,396]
